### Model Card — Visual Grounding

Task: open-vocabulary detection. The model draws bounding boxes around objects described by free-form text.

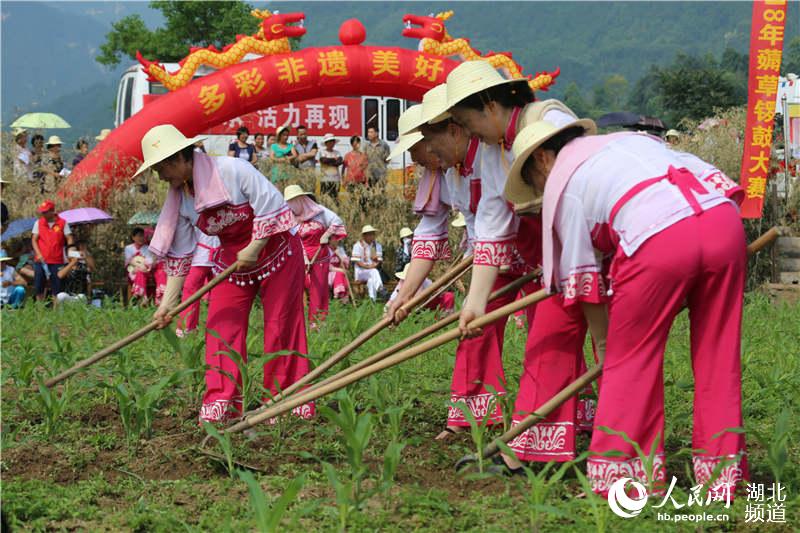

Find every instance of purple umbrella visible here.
[59,207,113,226]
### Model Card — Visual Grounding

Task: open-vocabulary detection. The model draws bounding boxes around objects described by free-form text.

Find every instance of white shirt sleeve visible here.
[351,242,364,262]
[554,193,606,306]
[31,219,40,235]
[472,145,520,267]
[62,222,72,236]
[163,195,197,277]
[320,206,347,239]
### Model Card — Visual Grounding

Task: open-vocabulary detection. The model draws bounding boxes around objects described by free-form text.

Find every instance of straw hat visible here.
[665,129,680,139]
[284,184,314,201]
[504,113,597,206]
[395,263,410,280]
[399,227,413,239]
[95,128,111,141]
[387,132,424,161]
[361,224,377,234]
[451,212,466,228]
[321,133,336,144]
[445,60,528,108]
[398,105,426,136]
[276,121,292,138]
[46,135,62,146]
[12,127,26,138]
[420,84,451,125]
[133,124,206,178]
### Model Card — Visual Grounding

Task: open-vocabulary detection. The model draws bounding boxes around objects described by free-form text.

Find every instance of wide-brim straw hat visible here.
[321,133,336,144]
[276,121,292,138]
[504,114,597,206]
[399,227,413,239]
[387,132,424,161]
[451,212,466,228]
[95,128,111,141]
[361,224,377,234]
[445,60,529,109]
[133,124,206,178]
[396,263,410,280]
[398,105,426,136]
[421,83,451,125]
[665,129,680,138]
[46,135,62,146]
[284,184,314,202]
[12,127,27,138]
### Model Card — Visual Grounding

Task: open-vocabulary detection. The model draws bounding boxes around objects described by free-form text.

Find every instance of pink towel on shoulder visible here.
[413,168,442,216]
[150,152,231,257]
[541,132,632,292]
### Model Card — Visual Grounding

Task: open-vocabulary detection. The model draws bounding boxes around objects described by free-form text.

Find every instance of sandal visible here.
[487,455,526,477]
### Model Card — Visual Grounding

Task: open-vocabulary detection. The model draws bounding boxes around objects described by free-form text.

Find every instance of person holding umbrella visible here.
[31,200,73,301]
[140,124,311,424]
[284,184,347,325]
[12,128,31,180]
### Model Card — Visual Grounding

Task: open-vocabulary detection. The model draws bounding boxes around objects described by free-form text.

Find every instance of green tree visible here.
[782,36,800,74]
[96,1,260,66]
[562,82,593,118]
[654,52,744,127]
[627,65,665,118]
[592,74,630,114]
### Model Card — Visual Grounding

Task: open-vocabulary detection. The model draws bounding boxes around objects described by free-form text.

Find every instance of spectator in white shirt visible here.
[351,225,385,301]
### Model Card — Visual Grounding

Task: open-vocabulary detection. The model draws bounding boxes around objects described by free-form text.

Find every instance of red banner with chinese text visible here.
[206,97,361,136]
[740,0,787,218]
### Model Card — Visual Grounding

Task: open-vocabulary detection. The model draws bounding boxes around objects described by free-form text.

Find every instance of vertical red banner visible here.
[740,0,788,218]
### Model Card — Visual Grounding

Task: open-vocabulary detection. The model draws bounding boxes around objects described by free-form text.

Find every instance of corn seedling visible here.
[497,441,583,532]
[486,383,515,432]
[747,410,791,484]
[237,469,306,533]
[202,422,237,478]
[103,369,196,443]
[572,466,610,533]
[35,376,71,436]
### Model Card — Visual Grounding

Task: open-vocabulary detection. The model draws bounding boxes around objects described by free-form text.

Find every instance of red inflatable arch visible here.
[60,15,554,206]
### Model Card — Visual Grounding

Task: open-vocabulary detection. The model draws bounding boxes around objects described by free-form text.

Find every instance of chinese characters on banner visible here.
[739,0,788,218]
[207,97,361,136]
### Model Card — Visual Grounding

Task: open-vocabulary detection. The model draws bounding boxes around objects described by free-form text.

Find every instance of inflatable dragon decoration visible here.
[137,9,559,93]
[402,11,559,92]
[137,9,306,91]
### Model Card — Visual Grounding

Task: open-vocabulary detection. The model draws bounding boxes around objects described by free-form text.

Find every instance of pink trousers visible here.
[330,270,349,300]
[177,265,213,334]
[588,204,747,497]
[128,270,150,298]
[448,273,537,427]
[200,236,311,423]
[153,262,167,306]
[508,297,590,461]
[306,260,330,323]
